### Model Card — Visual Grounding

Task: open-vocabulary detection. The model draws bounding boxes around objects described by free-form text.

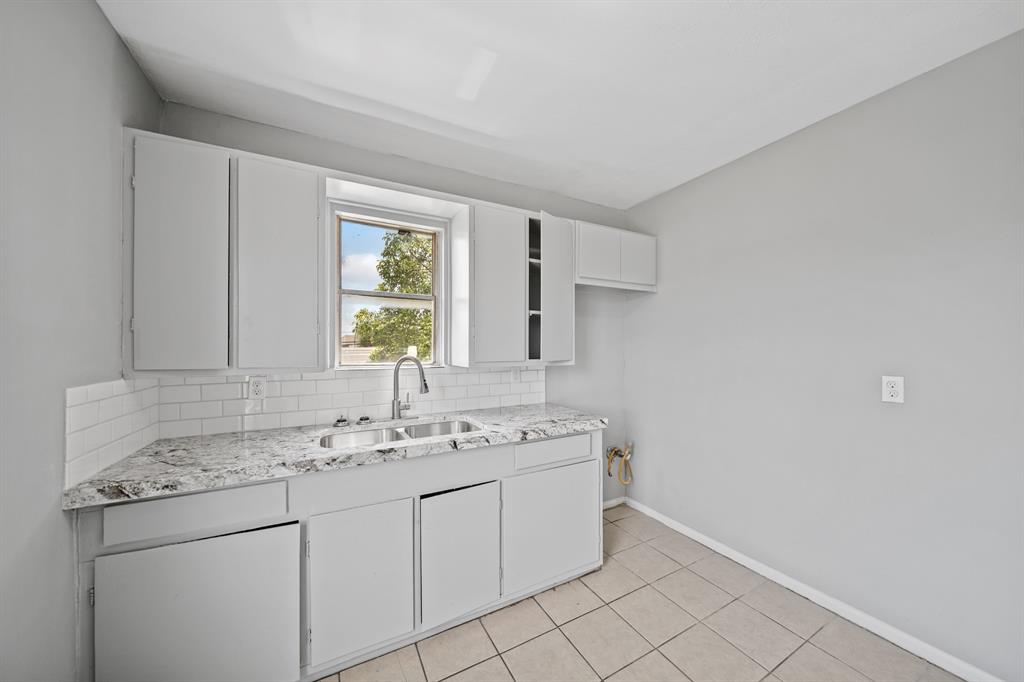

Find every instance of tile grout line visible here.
[475,605,522,681]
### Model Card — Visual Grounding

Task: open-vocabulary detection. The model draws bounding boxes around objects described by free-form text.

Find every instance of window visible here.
[337,215,439,366]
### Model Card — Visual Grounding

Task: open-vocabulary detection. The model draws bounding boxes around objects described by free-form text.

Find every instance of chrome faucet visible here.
[392,355,429,419]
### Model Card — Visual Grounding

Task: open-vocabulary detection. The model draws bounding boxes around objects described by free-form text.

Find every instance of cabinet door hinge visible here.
[305,539,311,558]
[88,586,95,607]
[307,628,312,645]
[129,175,136,189]
[129,317,135,332]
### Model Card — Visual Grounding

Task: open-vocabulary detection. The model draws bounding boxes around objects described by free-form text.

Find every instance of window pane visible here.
[340,220,433,295]
[339,295,433,365]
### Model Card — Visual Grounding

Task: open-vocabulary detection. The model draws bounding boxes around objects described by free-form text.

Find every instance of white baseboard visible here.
[602,496,627,510]
[623,498,1000,682]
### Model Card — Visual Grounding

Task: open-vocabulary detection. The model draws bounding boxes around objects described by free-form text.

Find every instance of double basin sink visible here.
[320,419,480,449]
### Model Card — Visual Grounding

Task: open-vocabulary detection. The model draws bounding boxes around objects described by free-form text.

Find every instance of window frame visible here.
[332,203,446,369]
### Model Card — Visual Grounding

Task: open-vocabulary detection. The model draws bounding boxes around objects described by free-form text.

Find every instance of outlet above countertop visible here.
[62,403,607,510]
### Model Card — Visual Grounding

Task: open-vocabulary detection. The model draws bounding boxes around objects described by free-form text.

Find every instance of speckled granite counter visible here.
[62,403,607,510]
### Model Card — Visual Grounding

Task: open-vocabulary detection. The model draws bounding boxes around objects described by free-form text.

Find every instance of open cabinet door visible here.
[540,212,575,363]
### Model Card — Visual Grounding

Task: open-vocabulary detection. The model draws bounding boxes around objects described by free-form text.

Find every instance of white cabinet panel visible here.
[421,482,500,628]
[620,231,657,285]
[540,212,575,363]
[308,498,414,666]
[502,460,600,594]
[473,205,527,363]
[133,136,229,370]
[95,523,299,682]
[237,157,321,369]
[576,222,621,281]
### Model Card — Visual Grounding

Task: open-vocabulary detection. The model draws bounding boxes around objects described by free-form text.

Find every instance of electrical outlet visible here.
[248,375,267,400]
[882,376,904,404]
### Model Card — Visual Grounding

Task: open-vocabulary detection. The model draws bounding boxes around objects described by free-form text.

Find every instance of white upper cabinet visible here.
[236,157,322,369]
[132,136,229,370]
[540,212,575,363]
[620,230,657,286]
[451,204,528,366]
[576,221,657,291]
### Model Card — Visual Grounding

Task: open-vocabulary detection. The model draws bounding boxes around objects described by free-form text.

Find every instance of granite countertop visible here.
[62,403,607,510]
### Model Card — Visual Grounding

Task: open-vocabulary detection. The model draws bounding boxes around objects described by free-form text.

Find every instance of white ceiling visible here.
[98,1,1022,209]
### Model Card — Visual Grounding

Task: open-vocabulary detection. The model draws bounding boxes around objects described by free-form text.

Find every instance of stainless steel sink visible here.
[400,420,480,439]
[320,420,481,449]
[320,428,407,449]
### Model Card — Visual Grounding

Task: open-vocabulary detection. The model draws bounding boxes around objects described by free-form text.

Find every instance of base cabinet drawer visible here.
[308,498,414,667]
[514,433,591,470]
[421,481,500,628]
[95,523,299,682]
[501,460,600,594]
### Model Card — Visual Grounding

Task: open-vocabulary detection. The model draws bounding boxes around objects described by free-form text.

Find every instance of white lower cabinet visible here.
[420,481,501,628]
[308,498,415,667]
[94,523,299,682]
[502,460,601,594]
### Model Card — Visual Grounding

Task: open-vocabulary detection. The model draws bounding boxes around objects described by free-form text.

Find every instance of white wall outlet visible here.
[248,375,267,400]
[882,376,904,404]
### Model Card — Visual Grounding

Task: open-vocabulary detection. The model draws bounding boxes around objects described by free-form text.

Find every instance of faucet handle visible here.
[402,392,411,410]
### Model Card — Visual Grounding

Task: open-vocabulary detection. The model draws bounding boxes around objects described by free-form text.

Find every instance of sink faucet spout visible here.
[392,355,429,419]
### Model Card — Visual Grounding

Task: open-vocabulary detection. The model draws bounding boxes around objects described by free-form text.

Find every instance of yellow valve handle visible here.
[606,444,634,486]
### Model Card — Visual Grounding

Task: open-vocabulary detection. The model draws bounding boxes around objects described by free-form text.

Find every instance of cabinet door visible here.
[576,222,620,281]
[502,460,600,594]
[620,231,657,285]
[421,482,500,628]
[308,498,414,666]
[473,205,527,363]
[237,156,321,369]
[133,136,229,370]
[540,213,575,363]
[95,523,299,682]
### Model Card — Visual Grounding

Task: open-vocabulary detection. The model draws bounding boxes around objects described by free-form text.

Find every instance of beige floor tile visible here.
[417,620,496,682]
[580,556,645,602]
[688,554,765,596]
[604,524,642,554]
[659,623,767,682]
[480,598,554,652]
[773,643,870,682]
[534,579,603,625]
[560,606,653,678]
[740,581,833,639]
[339,645,425,682]
[762,676,783,682]
[917,663,965,682]
[646,532,714,566]
[811,619,928,682]
[317,675,340,682]
[651,568,733,619]
[604,504,639,522]
[610,585,697,647]
[606,651,692,682]
[501,629,598,682]
[613,543,683,583]
[443,656,513,682]
[614,514,674,541]
[704,601,802,670]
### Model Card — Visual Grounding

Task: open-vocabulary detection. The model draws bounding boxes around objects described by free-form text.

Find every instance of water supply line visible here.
[606,443,634,486]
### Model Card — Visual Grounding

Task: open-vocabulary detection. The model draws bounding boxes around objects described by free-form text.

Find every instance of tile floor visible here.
[317,504,962,682]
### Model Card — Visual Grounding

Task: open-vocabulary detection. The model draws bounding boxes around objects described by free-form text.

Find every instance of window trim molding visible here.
[332,202,448,369]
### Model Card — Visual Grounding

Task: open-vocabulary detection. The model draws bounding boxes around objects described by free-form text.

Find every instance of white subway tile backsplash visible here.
[160,385,201,403]
[65,365,545,490]
[201,383,242,401]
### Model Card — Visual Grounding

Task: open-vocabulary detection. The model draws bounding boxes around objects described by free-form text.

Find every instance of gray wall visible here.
[159,103,628,228]
[0,2,163,680]
[625,33,1023,681]
[547,287,629,502]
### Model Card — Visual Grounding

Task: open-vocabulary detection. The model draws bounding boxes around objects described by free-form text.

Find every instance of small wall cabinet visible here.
[94,523,299,682]
[576,221,657,291]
